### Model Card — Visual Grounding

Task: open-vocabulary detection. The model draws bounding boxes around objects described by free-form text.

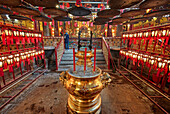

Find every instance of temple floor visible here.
[0,72,155,114]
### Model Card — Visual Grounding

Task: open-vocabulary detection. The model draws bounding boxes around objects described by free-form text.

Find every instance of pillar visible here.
[116,25,122,37]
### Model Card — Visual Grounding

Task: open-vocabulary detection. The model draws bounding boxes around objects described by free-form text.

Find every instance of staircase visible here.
[58,49,108,72]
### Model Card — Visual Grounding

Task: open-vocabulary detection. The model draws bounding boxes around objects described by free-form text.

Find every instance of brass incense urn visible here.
[60,49,111,114]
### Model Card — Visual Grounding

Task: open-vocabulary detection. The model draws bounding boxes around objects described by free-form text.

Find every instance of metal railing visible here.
[102,37,117,70]
[55,37,64,70]
[102,37,170,114]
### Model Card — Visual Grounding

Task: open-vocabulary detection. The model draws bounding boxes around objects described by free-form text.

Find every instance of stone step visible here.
[58,65,108,72]
[63,50,103,54]
[62,53,104,57]
[61,57,105,61]
[59,64,107,68]
[60,61,106,65]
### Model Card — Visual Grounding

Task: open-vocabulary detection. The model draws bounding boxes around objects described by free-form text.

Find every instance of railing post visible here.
[108,45,110,70]
[55,47,58,70]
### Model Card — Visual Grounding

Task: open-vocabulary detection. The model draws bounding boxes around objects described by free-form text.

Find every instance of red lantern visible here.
[148,31,154,45]
[9,30,14,44]
[143,32,148,45]
[129,34,133,45]
[31,33,35,44]
[0,56,4,77]
[20,52,26,66]
[13,30,20,45]
[14,53,20,68]
[7,55,14,73]
[1,28,6,45]
[35,33,38,43]
[25,51,31,65]
[67,3,70,8]
[5,30,10,45]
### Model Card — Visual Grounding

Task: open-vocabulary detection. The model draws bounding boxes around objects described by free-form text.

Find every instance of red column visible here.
[73,48,76,71]
[93,48,96,71]
[84,48,87,71]
[55,47,58,70]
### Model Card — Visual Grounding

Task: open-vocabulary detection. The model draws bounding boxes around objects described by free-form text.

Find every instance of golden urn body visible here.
[60,50,111,114]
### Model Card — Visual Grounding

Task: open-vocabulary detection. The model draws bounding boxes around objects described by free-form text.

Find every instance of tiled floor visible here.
[1,72,154,114]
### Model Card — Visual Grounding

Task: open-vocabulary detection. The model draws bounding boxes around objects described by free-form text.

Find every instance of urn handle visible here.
[101,72,111,88]
[59,72,67,87]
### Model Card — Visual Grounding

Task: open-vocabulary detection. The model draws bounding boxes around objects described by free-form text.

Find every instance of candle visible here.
[0,61,3,68]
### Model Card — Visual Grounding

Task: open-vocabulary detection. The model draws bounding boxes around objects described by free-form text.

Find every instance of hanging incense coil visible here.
[0,0,21,7]
[53,16,72,21]
[109,0,142,9]
[97,9,120,18]
[24,0,59,7]
[121,9,146,18]
[94,17,111,23]
[12,6,41,16]
[9,15,32,21]
[112,17,129,23]
[32,15,52,22]
[130,17,149,23]
[68,6,91,16]
[144,9,170,18]
[0,6,12,14]
[73,17,90,21]
[43,7,68,16]
[139,0,169,9]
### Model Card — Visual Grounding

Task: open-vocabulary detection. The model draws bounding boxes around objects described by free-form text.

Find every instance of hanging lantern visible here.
[38,34,42,42]
[137,53,143,66]
[13,30,20,45]
[41,49,45,59]
[128,51,133,60]
[32,33,35,44]
[76,0,81,6]
[123,34,126,44]
[38,50,42,60]
[157,57,163,77]
[67,3,70,8]
[34,33,38,43]
[162,29,169,54]
[20,52,25,66]
[0,56,4,77]
[125,51,129,60]
[5,30,10,45]
[14,53,20,68]
[19,31,25,45]
[142,54,148,63]
[30,50,35,62]
[129,34,133,45]
[9,30,14,45]
[26,32,31,44]
[143,32,148,45]
[7,55,14,73]
[133,33,137,44]
[35,51,39,60]
[98,4,101,8]
[2,28,6,45]
[26,51,31,65]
